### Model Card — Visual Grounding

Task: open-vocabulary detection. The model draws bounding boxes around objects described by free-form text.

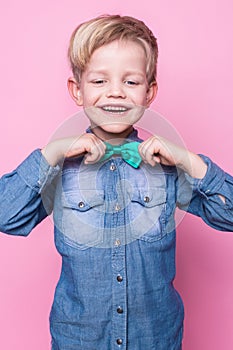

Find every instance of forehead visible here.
[86,40,147,71]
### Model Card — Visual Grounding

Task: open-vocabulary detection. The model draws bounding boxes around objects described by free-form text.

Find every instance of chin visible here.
[101,124,132,134]
[92,123,133,140]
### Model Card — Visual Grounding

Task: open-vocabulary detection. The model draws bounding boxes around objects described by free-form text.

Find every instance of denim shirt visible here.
[1,129,233,350]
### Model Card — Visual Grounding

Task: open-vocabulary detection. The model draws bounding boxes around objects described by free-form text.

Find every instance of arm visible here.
[0,150,60,236]
[177,155,233,232]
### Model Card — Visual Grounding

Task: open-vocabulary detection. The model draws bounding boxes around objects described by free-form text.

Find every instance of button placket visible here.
[107,159,127,349]
[112,233,127,349]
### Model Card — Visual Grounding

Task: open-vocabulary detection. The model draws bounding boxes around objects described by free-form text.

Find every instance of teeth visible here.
[102,106,128,113]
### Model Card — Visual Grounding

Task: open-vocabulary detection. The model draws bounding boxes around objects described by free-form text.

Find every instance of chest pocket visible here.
[128,187,167,242]
[60,189,105,250]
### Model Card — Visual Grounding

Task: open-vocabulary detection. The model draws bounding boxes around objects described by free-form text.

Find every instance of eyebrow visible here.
[86,69,145,77]
[86,70,107,77]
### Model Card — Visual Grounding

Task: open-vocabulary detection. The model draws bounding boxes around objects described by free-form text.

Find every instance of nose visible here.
[106,81,126,99]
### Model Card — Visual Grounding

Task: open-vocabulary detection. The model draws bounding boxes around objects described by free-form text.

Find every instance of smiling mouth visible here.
[100,105,130,114]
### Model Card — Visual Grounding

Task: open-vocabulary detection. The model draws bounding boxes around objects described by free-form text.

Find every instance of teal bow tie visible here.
[100,141,142,168]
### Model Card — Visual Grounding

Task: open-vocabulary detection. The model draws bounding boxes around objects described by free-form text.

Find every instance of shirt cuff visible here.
[184,154,226,199]
[16,149,60,193]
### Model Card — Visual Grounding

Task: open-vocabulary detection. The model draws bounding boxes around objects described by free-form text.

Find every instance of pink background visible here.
[0,0,233,349]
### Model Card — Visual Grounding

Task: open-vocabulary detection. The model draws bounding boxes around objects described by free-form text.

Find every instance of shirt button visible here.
[110,163,116,171]
[115,204,121,211]
[117,275,123,282]
[117,306,123,314]
[78,201,85,208]
[116,338,123,345]
[143,196,150,203]
[114,239,121,246]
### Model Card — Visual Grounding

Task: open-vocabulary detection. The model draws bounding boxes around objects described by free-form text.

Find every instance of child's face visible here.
[69,40,157,140]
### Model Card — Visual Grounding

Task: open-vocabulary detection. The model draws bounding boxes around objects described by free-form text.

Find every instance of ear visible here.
[67,77,83,106]
[146,82,158,107]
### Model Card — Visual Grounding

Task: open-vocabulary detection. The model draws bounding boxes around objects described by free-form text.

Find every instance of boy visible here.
[1,14,233,350]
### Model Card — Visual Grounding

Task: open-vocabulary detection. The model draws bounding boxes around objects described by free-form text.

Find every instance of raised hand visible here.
[139,135,207,179]
[42,133,106,166]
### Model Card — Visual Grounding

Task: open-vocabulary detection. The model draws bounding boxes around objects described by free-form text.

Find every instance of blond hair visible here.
[68,14,158,85]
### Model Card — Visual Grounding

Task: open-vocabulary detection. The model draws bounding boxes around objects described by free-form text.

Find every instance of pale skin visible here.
[42,40,207,179]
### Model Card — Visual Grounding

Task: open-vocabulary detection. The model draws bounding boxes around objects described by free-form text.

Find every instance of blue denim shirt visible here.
[1,129,233,350]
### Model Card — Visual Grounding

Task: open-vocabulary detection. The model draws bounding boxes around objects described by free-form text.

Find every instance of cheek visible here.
[82,88,101,107]
[82,95,95,108]
[134,85,148,98]
[133,91,148,106]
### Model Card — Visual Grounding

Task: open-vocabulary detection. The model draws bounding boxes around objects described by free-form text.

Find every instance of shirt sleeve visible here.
[177,155,233,232]
[0,149,60,236]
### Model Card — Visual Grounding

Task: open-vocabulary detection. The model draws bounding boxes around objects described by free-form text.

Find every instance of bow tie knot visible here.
[100,141,142,168]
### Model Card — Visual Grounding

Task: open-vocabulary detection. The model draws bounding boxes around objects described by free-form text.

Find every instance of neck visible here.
[90,125,134,145]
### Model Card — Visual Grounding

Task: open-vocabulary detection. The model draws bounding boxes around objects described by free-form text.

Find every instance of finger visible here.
[64,136,87,158]
[139,137,160,165]
[138,137,154,162]
[65,146,86,158]
[84,140,106,164]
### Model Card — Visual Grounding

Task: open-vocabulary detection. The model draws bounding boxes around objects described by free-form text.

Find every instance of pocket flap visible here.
[131,188,166,207]
[62,190,105,212]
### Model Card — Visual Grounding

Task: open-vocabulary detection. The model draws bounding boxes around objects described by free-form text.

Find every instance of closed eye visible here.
[124,80,138,86]
[92,79,106,85]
